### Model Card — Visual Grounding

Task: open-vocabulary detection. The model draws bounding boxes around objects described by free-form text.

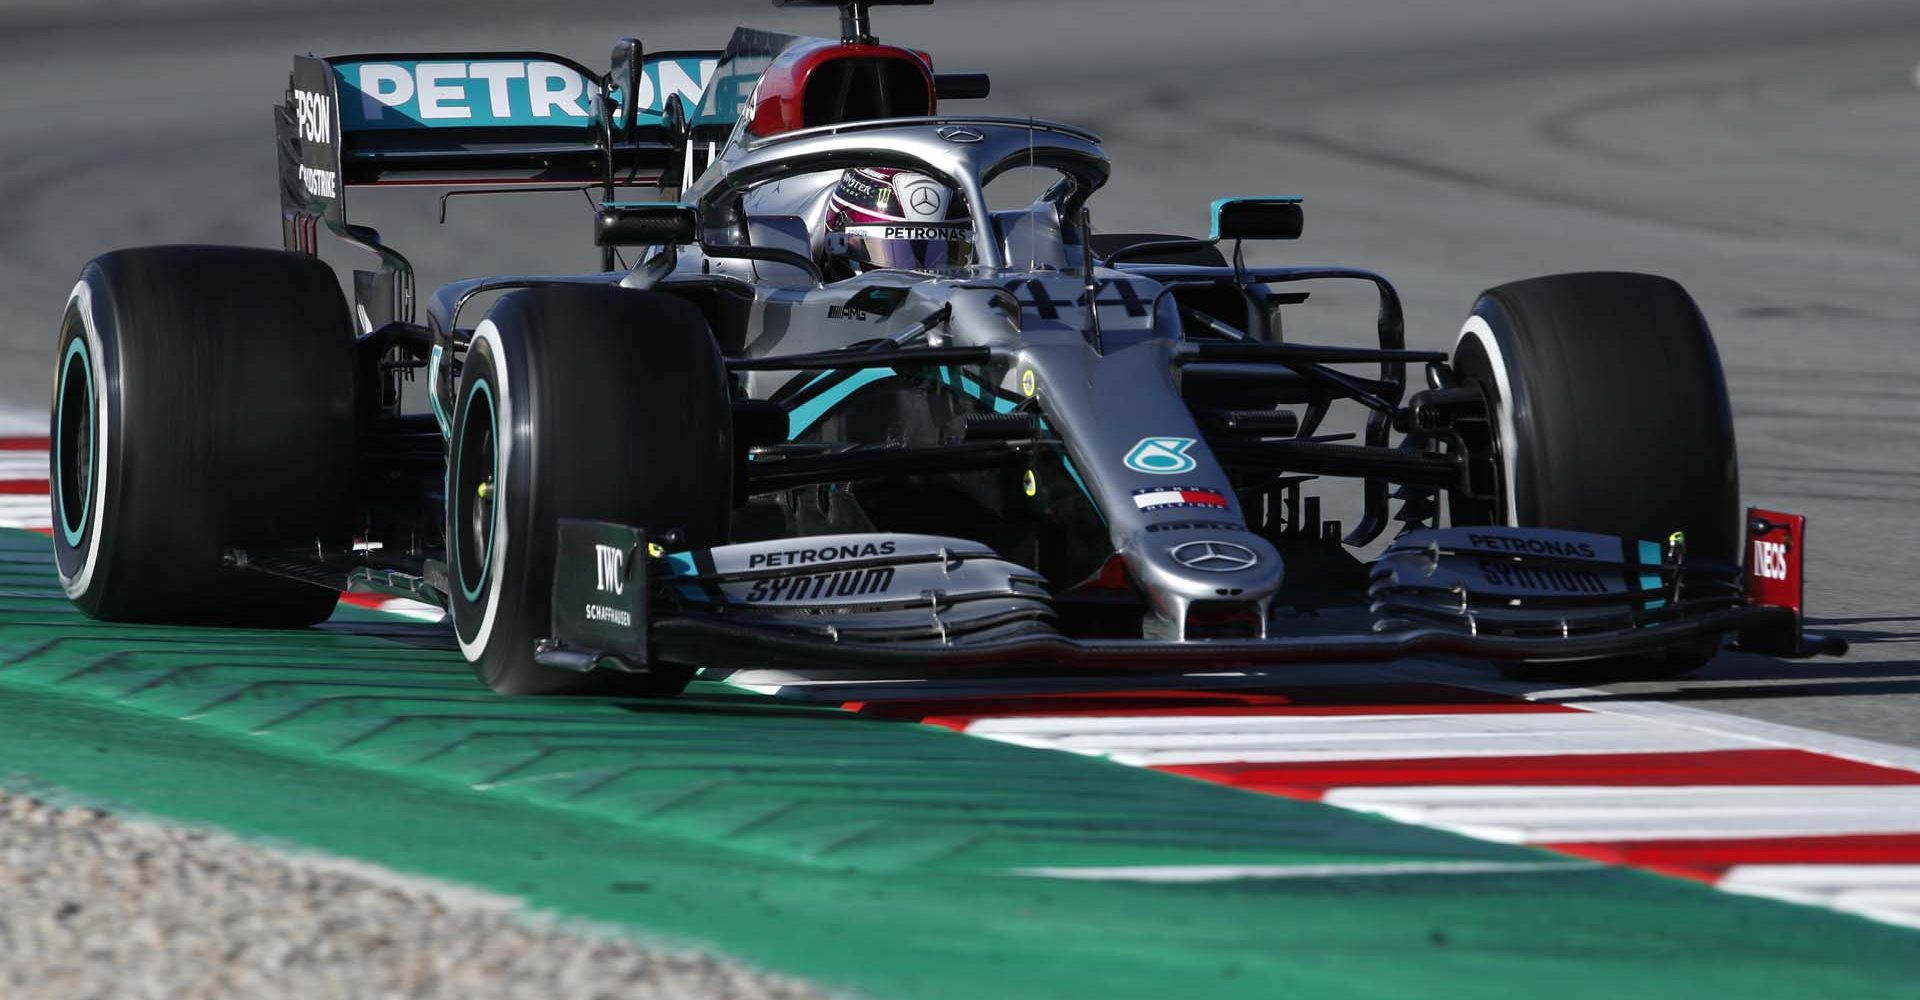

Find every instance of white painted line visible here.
[1722,864,1920,891]
[967,711,1754,765]
[1376,650,1920,772]
[963,712,1548,736]
[1009,860,1596,883]
[0,435,48,534]
[1831,891,1920,932]
[0,454,48,479]
[0,495,51,529]
[1722,864,1920,931]
[1323,785,1920,844]
[1504,692,1920,776]
[0,408,42,435]
[1324,785,1919,805]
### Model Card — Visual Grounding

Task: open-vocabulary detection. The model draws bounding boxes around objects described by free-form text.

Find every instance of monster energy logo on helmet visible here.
[827,167,974,272]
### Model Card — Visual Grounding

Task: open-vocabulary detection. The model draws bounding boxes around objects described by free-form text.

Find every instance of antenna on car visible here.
[1081,206,1104,353]
[773,0,935,45]
[1028,117,1038,270]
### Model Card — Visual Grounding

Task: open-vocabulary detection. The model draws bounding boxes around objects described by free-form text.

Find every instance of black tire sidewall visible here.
[51,272,119,614]
[447,325,533,687]
[448,287,733,696]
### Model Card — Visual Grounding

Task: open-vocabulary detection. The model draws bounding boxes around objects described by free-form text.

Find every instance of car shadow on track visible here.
[315,611,1920,716]
[1531,624,1920,705]
[314,617,914,721]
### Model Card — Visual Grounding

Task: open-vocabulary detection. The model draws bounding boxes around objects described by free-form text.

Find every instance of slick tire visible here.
[447,286,732,696]
[51,247,355,626]
[1451,271,1738,682]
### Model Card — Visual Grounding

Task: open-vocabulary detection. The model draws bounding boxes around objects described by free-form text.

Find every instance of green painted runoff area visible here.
[1,529,1916,999]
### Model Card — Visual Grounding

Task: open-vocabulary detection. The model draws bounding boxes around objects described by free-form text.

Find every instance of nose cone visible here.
[1125,532,1284,638]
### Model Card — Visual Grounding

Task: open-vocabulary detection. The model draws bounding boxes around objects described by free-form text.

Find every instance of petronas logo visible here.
[1124,437,1197,475]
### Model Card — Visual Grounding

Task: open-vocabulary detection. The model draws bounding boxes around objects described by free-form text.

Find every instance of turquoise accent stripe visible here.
[55,337,92,547]
[1644,599,1669,610]
[1035,418,1100,518]
[1638,540,1662,564]
[1060,455,1103,523]
[665,552,697,577]
[787,368,895,439]
[957,372,1018,414]
[455,379,497,603]
[1638,574,1663,592]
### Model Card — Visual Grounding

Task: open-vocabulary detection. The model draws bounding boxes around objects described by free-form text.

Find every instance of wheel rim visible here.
[54,336,93,547]
[453,379,497,602]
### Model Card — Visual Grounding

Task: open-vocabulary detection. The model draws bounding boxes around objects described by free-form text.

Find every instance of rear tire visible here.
[52,246,355,626]
[447,286,732,696]
[1450,272,1738,682]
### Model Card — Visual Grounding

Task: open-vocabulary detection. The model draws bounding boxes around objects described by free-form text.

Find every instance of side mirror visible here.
[934,73,991,100]
[596,203,699,247]
[1210,197,1303,241]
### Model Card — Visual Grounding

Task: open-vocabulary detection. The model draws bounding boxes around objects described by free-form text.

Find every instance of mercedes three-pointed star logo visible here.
[1169,540,1259,573]
[936,125,984,143]
[908,185,941,214]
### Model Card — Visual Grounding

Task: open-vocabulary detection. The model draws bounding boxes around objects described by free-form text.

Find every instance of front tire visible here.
[447,286,732,696]
[1451,272,1739,681]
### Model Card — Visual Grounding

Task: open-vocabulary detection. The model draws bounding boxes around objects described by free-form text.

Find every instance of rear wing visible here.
[275,46,722,256]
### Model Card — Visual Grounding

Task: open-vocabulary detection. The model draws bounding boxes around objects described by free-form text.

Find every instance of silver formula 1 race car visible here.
[48,0,1838,695]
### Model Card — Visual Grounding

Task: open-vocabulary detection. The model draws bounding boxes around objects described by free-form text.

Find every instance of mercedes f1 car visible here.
[49,0,1839,695]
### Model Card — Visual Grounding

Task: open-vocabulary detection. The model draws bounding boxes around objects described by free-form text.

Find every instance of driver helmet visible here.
[824,167,974,273]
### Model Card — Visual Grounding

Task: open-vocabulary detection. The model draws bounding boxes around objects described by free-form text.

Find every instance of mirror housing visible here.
[1210,197,1304,241]
[596,203,699,247]
[934,73,991,100]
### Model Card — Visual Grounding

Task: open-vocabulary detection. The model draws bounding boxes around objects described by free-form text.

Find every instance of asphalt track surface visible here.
[1,1,1917,743]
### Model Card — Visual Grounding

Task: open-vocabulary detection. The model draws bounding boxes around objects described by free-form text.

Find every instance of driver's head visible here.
[824,168,974,273]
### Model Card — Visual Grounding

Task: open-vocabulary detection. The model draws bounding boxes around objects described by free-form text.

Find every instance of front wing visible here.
[535,519,1840,682]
